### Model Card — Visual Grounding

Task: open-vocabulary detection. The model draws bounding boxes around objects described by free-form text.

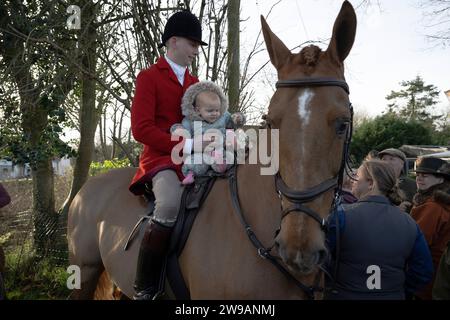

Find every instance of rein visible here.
[228,166,324,300]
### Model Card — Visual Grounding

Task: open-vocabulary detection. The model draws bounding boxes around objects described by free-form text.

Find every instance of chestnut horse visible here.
[68,1,356,299]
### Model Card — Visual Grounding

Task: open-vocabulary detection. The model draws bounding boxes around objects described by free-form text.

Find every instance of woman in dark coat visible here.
[326,160,433,300]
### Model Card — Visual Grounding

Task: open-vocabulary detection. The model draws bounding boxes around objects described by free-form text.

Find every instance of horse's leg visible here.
[94,270,119,300]
[68,226,106,300]
[69,258,105,300]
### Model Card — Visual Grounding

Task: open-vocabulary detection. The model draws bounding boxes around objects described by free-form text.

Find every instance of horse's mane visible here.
[299,45,322,66]
[290,45,323,75]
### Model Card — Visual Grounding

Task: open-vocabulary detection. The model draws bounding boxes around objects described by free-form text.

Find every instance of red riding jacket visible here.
[129,57,199,195]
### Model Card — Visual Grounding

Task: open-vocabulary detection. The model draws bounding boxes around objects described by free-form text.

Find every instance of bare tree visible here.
[419,0,450,46]
[59,0,103,224]
[354,0,449,46]
[227,0,240,113]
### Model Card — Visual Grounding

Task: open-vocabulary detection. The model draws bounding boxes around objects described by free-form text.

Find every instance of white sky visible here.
[240,0,450,118]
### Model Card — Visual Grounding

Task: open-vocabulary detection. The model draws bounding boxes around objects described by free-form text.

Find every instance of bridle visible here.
[274,77,353,234]
[228,76,353,300]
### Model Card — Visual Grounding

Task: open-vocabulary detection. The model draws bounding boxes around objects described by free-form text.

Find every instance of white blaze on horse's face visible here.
[297,89,314,163]
[297,89,313,126]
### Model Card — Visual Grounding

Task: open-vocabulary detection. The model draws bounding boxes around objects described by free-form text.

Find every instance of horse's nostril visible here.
[316,249,328,265]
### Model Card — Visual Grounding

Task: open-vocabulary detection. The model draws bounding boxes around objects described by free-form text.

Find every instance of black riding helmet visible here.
[414,157,450,180]
[159,10,208,48]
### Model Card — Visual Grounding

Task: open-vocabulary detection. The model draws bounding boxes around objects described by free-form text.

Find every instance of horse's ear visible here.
[326,1,357,63]
[261,16,291,71]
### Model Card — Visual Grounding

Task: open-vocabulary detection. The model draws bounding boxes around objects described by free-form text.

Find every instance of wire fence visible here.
[1,209,68,260]
[0,175,72,299]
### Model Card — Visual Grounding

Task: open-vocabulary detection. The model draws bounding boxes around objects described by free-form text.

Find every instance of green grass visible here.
[89,158,131,176]
[4,243,71,300]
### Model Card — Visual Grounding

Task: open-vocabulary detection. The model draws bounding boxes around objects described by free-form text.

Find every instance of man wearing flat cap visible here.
[129,10,207,300]
[379,148,417,212]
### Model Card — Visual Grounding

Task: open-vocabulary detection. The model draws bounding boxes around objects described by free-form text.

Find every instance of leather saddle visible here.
[124,169,232,299]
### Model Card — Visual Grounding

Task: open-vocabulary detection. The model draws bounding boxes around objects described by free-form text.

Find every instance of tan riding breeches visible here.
[150,170,184,227]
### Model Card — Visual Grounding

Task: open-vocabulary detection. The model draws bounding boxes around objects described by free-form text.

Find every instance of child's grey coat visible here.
[170,81,236,177]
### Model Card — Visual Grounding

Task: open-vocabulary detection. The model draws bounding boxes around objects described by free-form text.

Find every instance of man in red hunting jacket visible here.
[129,10,207,300]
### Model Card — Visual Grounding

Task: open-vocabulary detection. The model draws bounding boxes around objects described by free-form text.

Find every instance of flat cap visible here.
[379,148,406,163]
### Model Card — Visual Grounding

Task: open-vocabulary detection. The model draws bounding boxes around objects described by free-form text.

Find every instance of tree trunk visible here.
[59,1,99,223]
[99,110,108,161]
[15,58,58,256]
[32,158,56,255]
[1,2,79,256]
[227,0,241,112]
[227,0,240,113]
[111,108,117,159]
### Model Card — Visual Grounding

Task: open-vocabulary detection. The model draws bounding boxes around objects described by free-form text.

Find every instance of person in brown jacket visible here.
[411,157,450,300]
[433,241,450,299]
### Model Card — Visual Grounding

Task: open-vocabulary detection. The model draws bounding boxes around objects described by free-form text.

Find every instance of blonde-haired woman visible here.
[326,160,433,300]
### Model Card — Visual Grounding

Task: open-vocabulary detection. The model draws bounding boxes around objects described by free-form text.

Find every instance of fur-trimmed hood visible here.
[413,181,450,207]
[181,81,228,121]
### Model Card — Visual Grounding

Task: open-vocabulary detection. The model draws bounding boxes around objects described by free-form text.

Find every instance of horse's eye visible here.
[336,119,350,136]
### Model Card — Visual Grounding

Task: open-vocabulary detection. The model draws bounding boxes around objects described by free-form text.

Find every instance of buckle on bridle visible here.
[258,248,269,259]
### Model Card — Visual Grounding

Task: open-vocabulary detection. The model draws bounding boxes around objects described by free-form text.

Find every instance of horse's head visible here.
[261,1,356,275]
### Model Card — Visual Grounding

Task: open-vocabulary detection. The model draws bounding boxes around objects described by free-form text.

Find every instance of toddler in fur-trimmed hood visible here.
[171,81,245,184]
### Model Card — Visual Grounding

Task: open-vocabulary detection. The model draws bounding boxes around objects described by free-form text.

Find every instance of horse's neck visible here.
[236,163,280,246]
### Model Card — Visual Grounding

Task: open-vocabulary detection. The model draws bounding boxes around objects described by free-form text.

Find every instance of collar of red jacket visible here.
[156,56,190,73]
[155,56,193,87]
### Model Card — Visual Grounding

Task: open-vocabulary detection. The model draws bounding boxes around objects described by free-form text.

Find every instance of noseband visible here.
[274,77,353,232]
[275,173,337,230]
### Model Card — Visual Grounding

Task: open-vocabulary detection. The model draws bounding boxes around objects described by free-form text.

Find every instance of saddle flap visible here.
[166,175,219,300]
[185,178,212,210]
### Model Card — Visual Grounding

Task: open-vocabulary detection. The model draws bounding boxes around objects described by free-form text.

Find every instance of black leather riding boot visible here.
[133,220,173,300]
